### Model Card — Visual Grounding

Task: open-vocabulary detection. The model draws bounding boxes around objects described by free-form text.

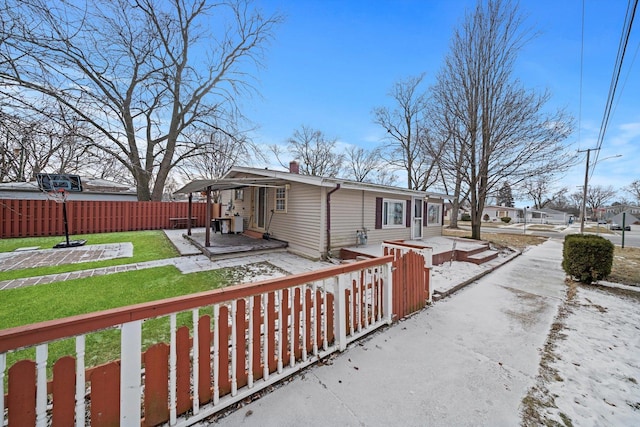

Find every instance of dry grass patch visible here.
[443,228,546,250]
[608,246,640,286]
[582,225,614,234]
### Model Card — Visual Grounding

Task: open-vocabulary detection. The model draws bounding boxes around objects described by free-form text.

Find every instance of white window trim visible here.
[383,198,405,228]
[427,203,442,226]
[274,186,288,213]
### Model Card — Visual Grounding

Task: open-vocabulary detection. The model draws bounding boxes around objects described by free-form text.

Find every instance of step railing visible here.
[1,255,395,426]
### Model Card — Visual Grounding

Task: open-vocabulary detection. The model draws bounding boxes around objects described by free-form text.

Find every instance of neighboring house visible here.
[481,205,520,222]
[609,210,640,226]
[604,205,640,219]
[175,162,448,259]
[0,177,137,201]
[539,208,572,225]
[521,208,547,224]
[443,202,469,221]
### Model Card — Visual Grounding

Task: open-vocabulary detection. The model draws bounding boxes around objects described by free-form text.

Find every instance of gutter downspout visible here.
[326,183,341,258]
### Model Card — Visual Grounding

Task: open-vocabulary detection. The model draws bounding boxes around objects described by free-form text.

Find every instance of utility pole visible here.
[579,148,599,234]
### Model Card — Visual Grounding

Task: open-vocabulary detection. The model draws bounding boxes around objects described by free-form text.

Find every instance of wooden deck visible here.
[185,231,288,259]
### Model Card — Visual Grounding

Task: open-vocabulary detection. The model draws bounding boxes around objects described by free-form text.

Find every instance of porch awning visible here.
[174,177,289,194]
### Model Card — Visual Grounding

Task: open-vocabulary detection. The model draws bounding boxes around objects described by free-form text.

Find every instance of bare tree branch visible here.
[0,0,282,199]
[430,0,576,239]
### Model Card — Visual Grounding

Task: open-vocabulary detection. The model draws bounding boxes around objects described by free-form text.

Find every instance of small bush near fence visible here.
[461,213,471,221]
[562,234,614,283]
[501,216,511,223]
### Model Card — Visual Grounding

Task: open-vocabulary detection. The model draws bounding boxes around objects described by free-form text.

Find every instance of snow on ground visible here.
[523,282,640,426]
[431,249,518,294]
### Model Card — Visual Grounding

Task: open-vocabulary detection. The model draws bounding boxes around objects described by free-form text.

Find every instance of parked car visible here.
[597,219,607,224]
[610,224,631,231]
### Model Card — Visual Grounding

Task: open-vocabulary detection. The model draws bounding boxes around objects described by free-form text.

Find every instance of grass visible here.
[442,228,547,250]
[609,246,640,286]
[0,230,287,383]
[443,227,640,286]
[0,265,227,386]
[0,230,178,281]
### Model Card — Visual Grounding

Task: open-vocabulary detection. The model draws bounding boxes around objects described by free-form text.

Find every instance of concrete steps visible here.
[466,250,499,265]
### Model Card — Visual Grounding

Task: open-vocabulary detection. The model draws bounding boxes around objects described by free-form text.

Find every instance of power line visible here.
[578,0,585,148]
[590,0,638,179]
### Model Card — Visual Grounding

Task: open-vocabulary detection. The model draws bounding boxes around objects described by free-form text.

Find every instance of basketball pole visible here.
[61,198,71,247]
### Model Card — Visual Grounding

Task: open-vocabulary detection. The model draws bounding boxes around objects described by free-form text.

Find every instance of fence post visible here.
[384,261,393,325]
[120,320,142,426]
[421,247,433,303]
[334,274,348,351]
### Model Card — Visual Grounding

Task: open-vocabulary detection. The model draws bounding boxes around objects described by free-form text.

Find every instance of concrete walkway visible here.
[207,239,567,426]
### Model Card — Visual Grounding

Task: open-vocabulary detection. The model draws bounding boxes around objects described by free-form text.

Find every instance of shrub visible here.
[461,213,471,221]
[562,234,614,283]
[501,216,511,223]
[483,214,490,221]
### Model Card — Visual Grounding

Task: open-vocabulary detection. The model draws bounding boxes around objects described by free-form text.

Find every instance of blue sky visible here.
[244,0,639,204]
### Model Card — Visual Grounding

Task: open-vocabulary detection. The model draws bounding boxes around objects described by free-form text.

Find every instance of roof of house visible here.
[483,205,520,210]
[0,177,135,195]
[538,208,571,215]
[175,166,450,199]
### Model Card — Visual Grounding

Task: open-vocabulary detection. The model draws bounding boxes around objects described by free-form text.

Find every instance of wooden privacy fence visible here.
[0,199,209,238]
[1,255,407,427]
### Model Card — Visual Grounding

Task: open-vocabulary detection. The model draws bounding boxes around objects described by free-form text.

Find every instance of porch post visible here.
[187,192,193,236]
[205,186,212,247]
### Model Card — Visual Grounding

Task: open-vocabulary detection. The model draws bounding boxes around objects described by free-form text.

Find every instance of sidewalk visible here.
[207,239,567,426]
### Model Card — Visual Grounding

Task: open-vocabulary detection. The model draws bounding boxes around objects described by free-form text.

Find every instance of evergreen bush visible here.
[562,234,614,283]
[461,213,471,221]
[501,216,511,223]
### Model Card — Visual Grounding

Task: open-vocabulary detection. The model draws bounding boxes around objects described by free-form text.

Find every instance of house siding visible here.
[215,168,445,258]
[329,190,414,253]
[267,182,324,259]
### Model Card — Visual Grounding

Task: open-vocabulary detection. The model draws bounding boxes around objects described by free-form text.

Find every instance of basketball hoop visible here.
[46,188,68,204]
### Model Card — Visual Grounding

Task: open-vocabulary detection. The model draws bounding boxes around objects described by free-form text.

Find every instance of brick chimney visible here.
[289,160,300,174]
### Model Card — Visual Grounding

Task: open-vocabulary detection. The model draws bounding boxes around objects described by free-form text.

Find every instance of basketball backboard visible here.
[36,173,83,192]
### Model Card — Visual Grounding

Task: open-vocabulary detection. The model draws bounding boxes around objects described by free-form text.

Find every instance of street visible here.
[461,223,640,248]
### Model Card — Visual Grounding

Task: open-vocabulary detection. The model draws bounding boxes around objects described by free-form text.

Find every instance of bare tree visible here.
[0,102,113,182]
[271,125,344,177]
[522,178,568,209]
[431,0,576,239]
[585,185,616,218]
[429,100,469,228]
[180,126,256,181]
[343,145,398,184]
[626,179,640,205]
[569,191,584,212]
[373,74,444,191]
[344,146,379,182]
[0,0,282,200]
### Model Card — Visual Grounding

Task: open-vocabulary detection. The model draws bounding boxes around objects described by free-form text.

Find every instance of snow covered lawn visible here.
[522,281,640,426]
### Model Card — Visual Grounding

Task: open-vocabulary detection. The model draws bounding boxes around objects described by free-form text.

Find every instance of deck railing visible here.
[1,255,404,426]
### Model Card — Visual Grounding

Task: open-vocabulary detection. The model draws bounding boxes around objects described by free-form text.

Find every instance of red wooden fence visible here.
[0,199,209,238]
[383,245,430,319]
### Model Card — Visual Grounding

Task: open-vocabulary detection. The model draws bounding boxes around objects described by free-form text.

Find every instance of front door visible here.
[254,187,267,229]
[411,197,423,240]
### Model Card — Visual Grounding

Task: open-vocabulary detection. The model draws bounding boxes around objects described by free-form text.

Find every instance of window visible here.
[383,199,405,227]
[234,189,244,201]
[427,203,441,226]
[275,186,287,212]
